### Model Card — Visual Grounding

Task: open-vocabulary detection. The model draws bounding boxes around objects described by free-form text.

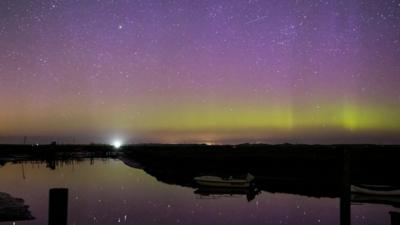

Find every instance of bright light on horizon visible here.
[112,140,123,149]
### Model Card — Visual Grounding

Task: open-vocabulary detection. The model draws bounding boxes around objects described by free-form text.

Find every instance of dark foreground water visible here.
[0,159,398,225]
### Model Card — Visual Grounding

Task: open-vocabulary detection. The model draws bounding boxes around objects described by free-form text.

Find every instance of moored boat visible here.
[351,185,400,196]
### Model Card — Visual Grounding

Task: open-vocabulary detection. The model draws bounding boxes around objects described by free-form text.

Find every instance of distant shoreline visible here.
[1,143,399,196]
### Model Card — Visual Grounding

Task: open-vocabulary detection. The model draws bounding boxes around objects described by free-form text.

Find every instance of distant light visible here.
[112,140,123,149]
[204,142,215,146]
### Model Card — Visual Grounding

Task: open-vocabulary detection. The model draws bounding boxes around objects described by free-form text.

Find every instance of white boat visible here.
[194,173,255,188]
[351,193,400,208]
[351,185,400,196]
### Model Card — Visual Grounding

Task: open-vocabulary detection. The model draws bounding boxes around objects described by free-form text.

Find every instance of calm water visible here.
[0,159,397,225]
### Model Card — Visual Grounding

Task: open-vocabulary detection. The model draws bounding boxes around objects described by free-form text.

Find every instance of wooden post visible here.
[49,188,68,225]
[390,211,400,225]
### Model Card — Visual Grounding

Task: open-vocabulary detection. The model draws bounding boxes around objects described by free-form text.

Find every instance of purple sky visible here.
[0,0,400,144]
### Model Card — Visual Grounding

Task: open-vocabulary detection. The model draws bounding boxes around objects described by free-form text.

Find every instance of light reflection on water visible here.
[0,159,397,225]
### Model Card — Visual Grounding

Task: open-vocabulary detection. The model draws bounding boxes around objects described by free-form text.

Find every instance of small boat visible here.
[351,185,400,196]
[351,193,400,208]
[194,173,255,188]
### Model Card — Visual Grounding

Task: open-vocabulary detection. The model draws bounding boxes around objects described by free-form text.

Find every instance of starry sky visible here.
[0,0,400,144]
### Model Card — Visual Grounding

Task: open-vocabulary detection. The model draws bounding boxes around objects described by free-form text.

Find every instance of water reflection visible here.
[0,158,398,225]
[194,186,260,202]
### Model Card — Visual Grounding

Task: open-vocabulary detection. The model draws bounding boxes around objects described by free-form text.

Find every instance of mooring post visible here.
[390,211,400,225]
[49,188,68,225]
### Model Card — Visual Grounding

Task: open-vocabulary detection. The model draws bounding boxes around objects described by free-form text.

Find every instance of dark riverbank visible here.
[122,144,400,183]
[2,144,399,172]
[121,144,400,201]
[1,143,400,191]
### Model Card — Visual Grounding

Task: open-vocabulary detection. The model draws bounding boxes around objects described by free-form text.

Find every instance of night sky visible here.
[1,0,400,144]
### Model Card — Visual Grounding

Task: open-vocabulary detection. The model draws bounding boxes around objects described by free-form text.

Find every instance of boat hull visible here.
[351,185,400,196]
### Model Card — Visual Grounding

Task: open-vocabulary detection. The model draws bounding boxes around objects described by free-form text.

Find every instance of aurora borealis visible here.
[1,0,400,144]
